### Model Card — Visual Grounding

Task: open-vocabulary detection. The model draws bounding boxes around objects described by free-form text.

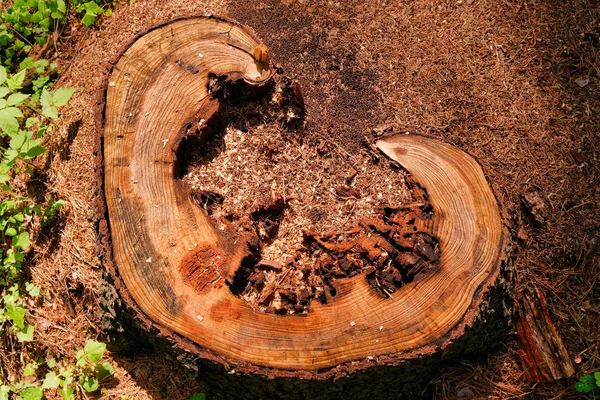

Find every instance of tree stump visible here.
[96,16,509,399]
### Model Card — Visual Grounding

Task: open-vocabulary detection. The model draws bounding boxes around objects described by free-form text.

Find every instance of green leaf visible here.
[576,375,596,393]
[16,324,34,342]
[40,88,52,109]
[0,161,10,175]
[0,99,7,109]
[42,105,58,119]
[45,199,65,217]
[96,361,115,380]
[42,372,60,389]
[38,18,50,29]
[4,148,20,165]
[59,386,75,400]
[5,227,17,236]
[22,141,46,159]
[188,394,207,400]
[75,349,86,367]
[56,0,66,13]
[13,231,30,250]
[80,374,99,392]
[6,93,29,106]
[52,88,75,107]
[0,66,6,85]
[9,131,27,150]
[81,13,96,28]
[34,37,47,46]
[0,107,23,134]
[5,49,16,60]
[32,75,48,90]
[25,117,38,128]
[575,381,595,393]
[25,282,40,297]
[85,1,104,14]
[19,57,34,71]
[0,385,10,400]
[17,386,42,400]
[0,88,10,98]
[580,374,595,384]
[5,301,26,329]
[33,59,49,74]
[81,340,106,363]
[46,358,56,368]
[61,366,74,382]
[14,40,25,50]
[23,362,37,376]
[105,8,112,17]
[37,124,48,137]
[6,70,26,91]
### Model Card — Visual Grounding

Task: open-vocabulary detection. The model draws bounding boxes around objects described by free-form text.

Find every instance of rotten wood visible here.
[516,287,575,382]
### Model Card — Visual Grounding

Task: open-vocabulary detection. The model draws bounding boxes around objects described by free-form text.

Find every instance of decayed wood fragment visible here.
[516,287,575,382]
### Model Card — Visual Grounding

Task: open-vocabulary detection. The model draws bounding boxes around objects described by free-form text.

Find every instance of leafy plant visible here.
[0,2,116,398]
[1,0,112,64]
[45,340,115,398]
[576,372,600,399]
[0,283,39,342]
[0,340,115,400]
[189,394,207,400]
[72,1,111,27]
[0,0,67,63]
[0,60,73,344]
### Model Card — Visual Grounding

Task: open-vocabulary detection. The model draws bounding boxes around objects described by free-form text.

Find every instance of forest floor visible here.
[5,0,599,398]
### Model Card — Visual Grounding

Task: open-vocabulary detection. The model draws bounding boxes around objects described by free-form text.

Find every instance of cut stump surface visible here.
[99,16,506,380]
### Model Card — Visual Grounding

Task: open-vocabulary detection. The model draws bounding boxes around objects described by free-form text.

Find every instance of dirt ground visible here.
[5,0,598,398]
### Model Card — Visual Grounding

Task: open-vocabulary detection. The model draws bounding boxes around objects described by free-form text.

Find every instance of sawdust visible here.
[182,84,440,314]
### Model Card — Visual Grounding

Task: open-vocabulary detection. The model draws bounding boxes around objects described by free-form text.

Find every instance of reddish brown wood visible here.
[516,287,575,382]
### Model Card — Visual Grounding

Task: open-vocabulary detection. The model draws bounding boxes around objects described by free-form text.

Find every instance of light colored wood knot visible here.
[254,44,270,63]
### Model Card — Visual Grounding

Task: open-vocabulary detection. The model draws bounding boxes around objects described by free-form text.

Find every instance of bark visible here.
[516,287,575,382]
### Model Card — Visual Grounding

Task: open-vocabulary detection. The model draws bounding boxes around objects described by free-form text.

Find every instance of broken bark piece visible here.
[258,281,276,305]
[396,252,421,267]
[248,271,265,291]
[335,185,361,198]
[521,192,546,224]
[345,167,358,183]
[569,150,586,164]
[98,16,508,398]
[256,259,283,271]
[359,217,395,235]
[372,124,394,136]
[416,242,438,262]
[516,287,575,382]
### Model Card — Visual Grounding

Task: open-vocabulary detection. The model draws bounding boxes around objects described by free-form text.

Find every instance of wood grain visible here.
[516,287,575,382]
[102,16,505,374]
